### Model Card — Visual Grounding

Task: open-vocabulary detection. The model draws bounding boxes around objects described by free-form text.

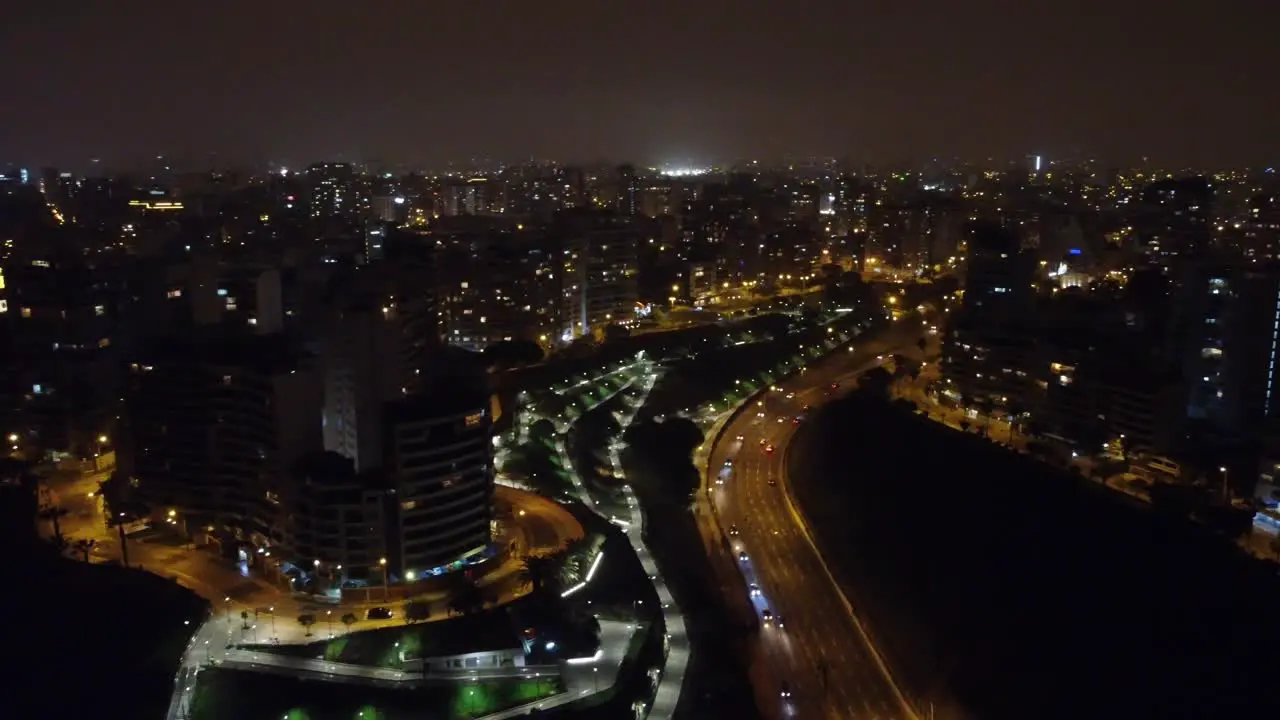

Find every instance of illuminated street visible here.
[698,319,928,720]
[39,472,583,645]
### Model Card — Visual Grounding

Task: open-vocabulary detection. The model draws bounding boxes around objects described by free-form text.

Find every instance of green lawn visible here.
[189,668,563,720]
[241,623,422,668]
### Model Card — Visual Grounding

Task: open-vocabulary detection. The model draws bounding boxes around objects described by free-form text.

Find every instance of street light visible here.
[268,606,276,638]
[379,557,390,600]
[326,610,333,637]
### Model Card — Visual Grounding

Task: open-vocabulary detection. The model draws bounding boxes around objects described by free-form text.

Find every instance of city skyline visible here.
[8,5,1280,718]
[2,0,1276,170]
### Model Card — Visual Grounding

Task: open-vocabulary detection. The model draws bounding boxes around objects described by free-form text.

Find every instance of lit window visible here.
[20,307,31,318]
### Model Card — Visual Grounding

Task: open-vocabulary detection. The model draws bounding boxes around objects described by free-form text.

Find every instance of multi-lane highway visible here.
[700,317,927,720]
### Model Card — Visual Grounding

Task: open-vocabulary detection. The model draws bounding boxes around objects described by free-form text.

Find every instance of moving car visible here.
[792,416,802,425]
[759,438,768,446]
[767,477,777,487]
[738,551,749,562]
[366,607,394,620]
[735,434,745,441]
[780,681,792,699]
[728,524,739,536]
[749,583,761,597]
[830,382,839,389]
[764,444,775,454]
[762,609,773,625]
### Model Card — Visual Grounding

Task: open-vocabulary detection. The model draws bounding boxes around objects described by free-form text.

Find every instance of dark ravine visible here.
[788,393,1280,720]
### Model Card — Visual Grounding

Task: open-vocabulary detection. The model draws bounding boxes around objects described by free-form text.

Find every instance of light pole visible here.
[593,666,599,692]
[268,606,276,639]
[1220,466,1230,504]
[224,596,232,629]
[380,557,390,601]
[326,610,333,637]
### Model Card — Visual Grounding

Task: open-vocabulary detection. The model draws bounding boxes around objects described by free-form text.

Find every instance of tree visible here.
[446,574,487,617]
[1006,403,1029,443]
[71,538,97,562]
[971,398,994,437]
[601,324,631,343]
[240,610,250,629]
[404,600,432,623]
[484,339,545,369]
[297,613,317,636]
[858,366,893,399]
[890,354,908,374]
[519,554,559,595]
[536,393,570,419]
[341,612,358,633]
[38,504,67,541]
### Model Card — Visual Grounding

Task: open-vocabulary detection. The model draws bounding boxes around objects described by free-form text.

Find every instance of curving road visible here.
[700,318,927,720]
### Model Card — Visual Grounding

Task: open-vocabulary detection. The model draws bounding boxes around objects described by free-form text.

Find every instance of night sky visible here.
[2,0,1275,170]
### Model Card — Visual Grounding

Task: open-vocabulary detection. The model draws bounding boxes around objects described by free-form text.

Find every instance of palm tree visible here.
[297,613,317,636]
[240,610,251,630]
[340,612,358,633]
[71,538,97,562]
[519,555,557,595]
[38,504,67,542]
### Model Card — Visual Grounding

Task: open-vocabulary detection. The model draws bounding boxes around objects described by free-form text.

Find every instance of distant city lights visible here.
[661,167,709,177]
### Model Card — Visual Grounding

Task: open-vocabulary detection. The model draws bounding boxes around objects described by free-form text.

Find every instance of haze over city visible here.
[3,0,1277,169]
